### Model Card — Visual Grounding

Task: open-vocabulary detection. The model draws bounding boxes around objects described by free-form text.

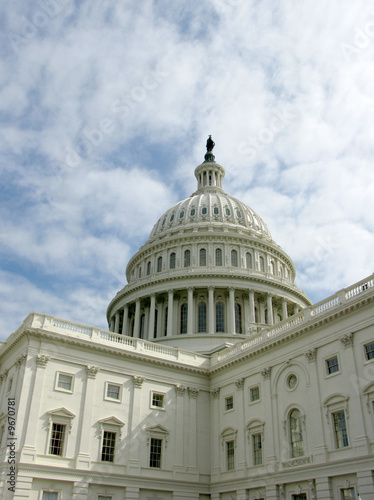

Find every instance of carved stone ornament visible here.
[261,367,271,379]
[188,387,200,398]
[211,388,220,398]
[36,354,50,368]
[86,365,99,378]
[132,375,145,388]
[281,456,311,468]
[340,333,353,348]
[305,348,317,362]
[175,385,186,396]
[15,353,27,368]
[235,378,244,390]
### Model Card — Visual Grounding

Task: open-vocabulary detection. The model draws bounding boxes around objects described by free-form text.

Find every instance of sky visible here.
[1,0,374,340]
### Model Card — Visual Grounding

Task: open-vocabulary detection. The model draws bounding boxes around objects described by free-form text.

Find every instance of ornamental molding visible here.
[47,407,76,433]
[281,456,311,468]
[340,333,353,348]
[132,376,145,388]
[36,354,50,368]
[98,416,125,441]
[86,365,99,378]
[305,348,317,362]
[146,424,169,447]
[188,387,200,398]
[15,353,27,367]
[175,385,186,396]
[211,388,220,398]
[261,367,271,379]
[235,378,244,389]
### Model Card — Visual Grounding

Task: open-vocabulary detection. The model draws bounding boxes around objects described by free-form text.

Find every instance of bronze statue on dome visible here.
[206,135,215,152]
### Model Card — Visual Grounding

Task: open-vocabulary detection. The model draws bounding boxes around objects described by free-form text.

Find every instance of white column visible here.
[357,470,374,499]
[76,366,99,469]
[249,290,255,323]
[127,376,144,475]
[235,379,246,475]
[282,298,288,319]
[211,389,221,480]
[157,299,164,337]
[133,299,140,338]
[187,287,194,335]
[148,294,156,340]
[174,385,186,469]
[261,367,276,468]
[114,311,120,333]
[315,477,332,500]
[208,286,214,334]
[20,355,49,462]
[229,287,235,333]
[187,387,199,471]
[109,318,115,331]
[167,290,174,336]
[122,305,129,335]
[267,294,274,325]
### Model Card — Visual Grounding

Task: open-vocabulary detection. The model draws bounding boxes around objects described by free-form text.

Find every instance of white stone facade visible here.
[0,148,373,499]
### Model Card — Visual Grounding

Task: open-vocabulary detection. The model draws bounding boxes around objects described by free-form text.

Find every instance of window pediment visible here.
[146,425,169,447]
[47,407,76,419]
[98,416,125,427]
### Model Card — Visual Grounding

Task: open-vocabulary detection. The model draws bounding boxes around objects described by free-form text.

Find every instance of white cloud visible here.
[0,0,374,340]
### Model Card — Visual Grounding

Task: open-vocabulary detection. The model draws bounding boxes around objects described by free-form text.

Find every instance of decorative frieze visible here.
[86,365,99,378]
[305,348,317,362]
[340,333,353,348]
[188,387,200,398]
[36,354,50,368]
[281,456,311,468]
[261,367,271,379]
[15,353,27,368]
[132,375,145,388]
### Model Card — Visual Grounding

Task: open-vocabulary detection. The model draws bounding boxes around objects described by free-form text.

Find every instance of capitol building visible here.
[0,139,373,500]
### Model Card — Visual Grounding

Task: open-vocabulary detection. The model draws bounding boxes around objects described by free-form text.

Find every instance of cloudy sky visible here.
[1,0,374,340]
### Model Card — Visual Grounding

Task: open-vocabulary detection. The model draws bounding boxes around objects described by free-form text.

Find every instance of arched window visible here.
[140,314,145,339]
[157,256,163,273]
[164,307,168,336]
[154,309,158,338]
[200,248,207,266]
[180,304,188,334]
[259,256,265,272]
[270,261,275,274]
[231,249,238,267]
[246,252,252,269]
[264,309,268,324]
[215,248,222,266]
[216,302,225,332]
[170,252,176,269]
[235,303,242,333]
[138,267,142,278]
[290,409,304,458]
[184,249,191,267]
[198,302,207,332]
[147,261,151,276]
[255,307,258,323]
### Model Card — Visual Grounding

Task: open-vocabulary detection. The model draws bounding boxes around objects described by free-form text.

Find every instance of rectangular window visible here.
[365,342,374,360]
[292,495,307,500]
[101,431,116,462]
[225,396,234,411]
[151,392,164,408]
[341,487,356,499]
[150,437,162,468]
[106,383,120,400]
[333,410,349,448]
[253,433,262,465]
[250,386,260,402]
[42,493,58,500]
[49,423,66,456]
[226,440,235,470]
[57,373,73,391]
[326,356,339,375]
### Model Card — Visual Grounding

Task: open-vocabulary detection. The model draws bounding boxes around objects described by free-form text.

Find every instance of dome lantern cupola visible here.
[194,136,225,192]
